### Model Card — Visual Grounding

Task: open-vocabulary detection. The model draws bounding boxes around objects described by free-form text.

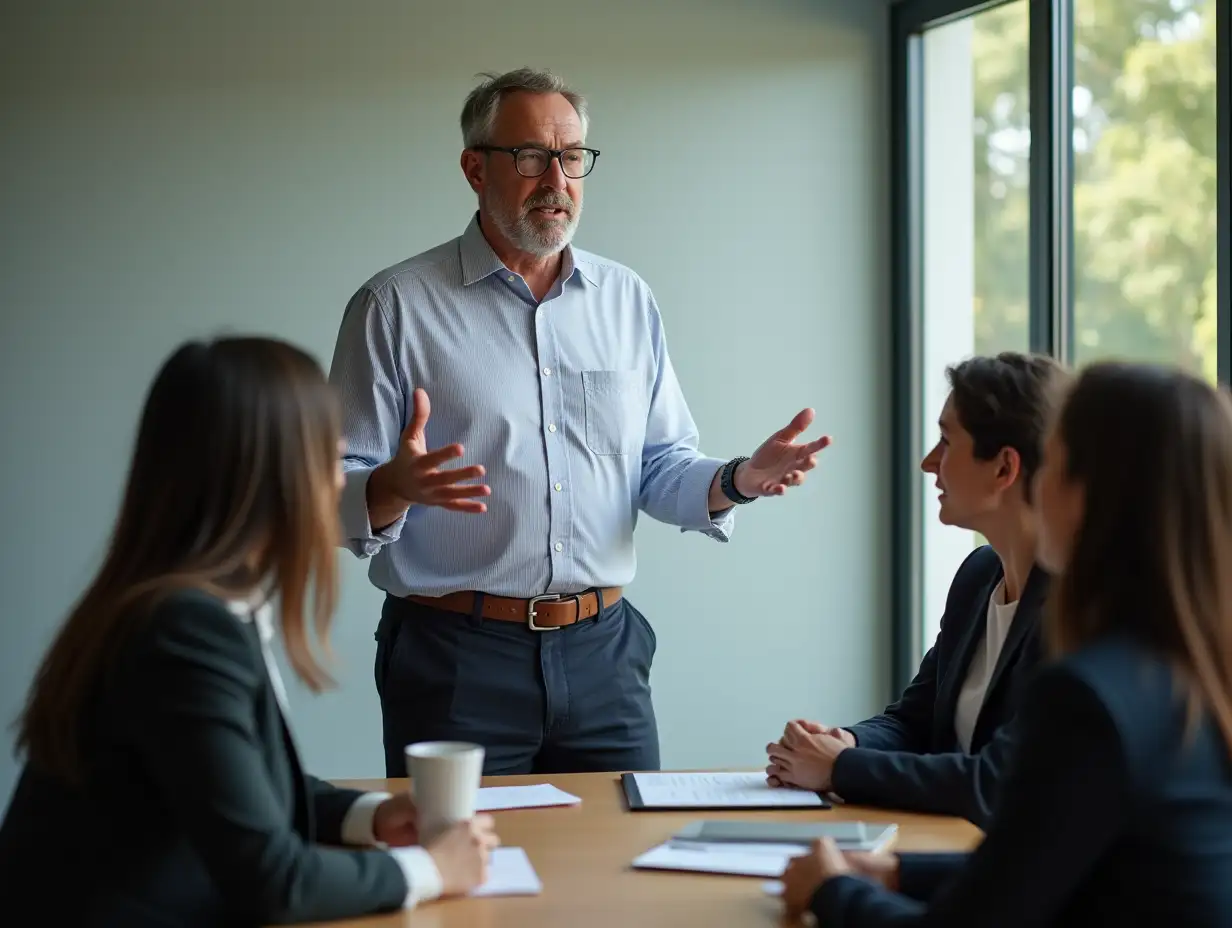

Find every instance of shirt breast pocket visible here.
[581,369,644,456]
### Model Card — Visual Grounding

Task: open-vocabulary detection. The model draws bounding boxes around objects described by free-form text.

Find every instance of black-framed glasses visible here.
[473,145,600,179]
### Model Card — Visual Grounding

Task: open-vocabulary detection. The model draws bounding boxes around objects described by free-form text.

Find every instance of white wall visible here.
[0,0,889,801]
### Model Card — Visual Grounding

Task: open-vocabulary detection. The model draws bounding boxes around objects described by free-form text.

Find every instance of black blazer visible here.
[814,634,1232,927]
[832,545,1049,826]
[0,591,407,926]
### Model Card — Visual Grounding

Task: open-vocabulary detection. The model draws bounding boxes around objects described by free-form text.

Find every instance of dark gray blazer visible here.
[0,590,407,926]
[815,634,1232,927]
[833,545,1049,826]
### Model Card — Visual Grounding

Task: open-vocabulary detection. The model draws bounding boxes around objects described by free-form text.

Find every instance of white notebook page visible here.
[630,772,824,808]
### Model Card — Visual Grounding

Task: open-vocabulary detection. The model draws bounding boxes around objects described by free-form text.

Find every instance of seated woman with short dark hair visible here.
[767,352,1068,826]
[785,361,1232,926]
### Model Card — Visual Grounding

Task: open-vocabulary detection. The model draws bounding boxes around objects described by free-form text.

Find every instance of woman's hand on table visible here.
[427,815,501,896]
[781,839,900,917]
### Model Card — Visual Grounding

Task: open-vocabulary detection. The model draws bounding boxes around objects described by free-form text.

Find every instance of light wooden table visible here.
[303,772,980,927]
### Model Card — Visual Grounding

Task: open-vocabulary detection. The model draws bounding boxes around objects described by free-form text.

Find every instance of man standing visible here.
[330,68,830,776]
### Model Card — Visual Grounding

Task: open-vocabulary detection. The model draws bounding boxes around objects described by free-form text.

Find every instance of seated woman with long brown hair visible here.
[781,361,1232,926]
[0,338,497,925]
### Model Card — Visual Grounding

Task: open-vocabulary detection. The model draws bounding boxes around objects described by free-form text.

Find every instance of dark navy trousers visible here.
[374,593,661,776]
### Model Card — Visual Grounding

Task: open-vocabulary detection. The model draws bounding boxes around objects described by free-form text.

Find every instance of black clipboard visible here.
[620,772,831,811]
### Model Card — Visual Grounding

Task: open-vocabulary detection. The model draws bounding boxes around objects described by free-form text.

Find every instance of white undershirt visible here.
[952,580,1020,754]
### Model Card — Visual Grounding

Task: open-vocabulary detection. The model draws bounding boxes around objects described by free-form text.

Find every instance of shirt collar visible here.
[459,212,507,286]
[459,211,598,289]
[567,250,599,288]
[227,593,275,644]
[227,595,291,713]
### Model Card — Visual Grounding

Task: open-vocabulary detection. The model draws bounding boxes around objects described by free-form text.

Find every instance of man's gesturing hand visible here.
[737,408,832,498]
[367,388,491,525]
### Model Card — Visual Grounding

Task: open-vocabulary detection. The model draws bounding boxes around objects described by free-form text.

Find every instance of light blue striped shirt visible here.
[329,213,734,598]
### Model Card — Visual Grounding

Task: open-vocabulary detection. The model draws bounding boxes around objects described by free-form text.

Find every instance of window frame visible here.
[889,0,1232,691]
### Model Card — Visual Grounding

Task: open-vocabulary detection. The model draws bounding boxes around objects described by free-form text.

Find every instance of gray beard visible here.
[485,193,582,258]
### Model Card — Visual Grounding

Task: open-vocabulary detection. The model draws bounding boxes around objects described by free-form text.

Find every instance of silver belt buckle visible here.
[527,593,576,631]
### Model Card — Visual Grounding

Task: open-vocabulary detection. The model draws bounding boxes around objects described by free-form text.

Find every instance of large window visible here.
[892,0,1229,684]
[920,0,1031,649]
[1072,0,1220,378]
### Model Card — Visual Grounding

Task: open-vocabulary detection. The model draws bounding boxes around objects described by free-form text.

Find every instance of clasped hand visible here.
[764,719,855,792]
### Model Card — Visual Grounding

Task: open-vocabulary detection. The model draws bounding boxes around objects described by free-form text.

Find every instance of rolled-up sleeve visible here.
[329,286,409,558]
[637,297,734,542]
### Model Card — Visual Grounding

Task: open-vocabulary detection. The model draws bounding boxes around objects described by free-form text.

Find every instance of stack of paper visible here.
[623,772,827,810]
[632,841,805,878]
[475,784,582,811]
[671,819,897,852]
[630,821,898,878]
[391,846,542,897]
[471,847,543,897]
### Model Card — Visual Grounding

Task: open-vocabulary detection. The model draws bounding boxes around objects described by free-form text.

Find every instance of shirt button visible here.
[507,274,515,282]
[542,367,552,377]
[554,482,563,492]
[548,423,557,433]
[554,542,564,552]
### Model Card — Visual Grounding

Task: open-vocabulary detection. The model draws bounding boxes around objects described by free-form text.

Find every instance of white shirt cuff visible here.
[340,466,408,556]
[388,846,445,908]
[340,791,391,846]
[678,455,737,538]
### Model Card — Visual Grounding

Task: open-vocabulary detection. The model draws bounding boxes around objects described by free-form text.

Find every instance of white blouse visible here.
[952,580,1020,754]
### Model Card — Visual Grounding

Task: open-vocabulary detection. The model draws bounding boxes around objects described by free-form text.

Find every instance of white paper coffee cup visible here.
[405,741,485,843]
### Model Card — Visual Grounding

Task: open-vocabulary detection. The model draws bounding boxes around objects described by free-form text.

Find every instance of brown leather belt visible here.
[405,588,623,631]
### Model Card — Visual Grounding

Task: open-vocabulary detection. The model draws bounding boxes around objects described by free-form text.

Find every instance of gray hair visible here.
[460,68,589,148]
